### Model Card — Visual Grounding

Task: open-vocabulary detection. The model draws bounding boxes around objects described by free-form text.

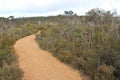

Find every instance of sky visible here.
[0,0,120,17]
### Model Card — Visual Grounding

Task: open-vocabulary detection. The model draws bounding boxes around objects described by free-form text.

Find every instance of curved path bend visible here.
[14,33,86,80]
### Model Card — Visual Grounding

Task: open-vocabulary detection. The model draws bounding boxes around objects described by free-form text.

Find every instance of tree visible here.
[8,16,14,20]
[86,8,115,25]
[64,10,74,16]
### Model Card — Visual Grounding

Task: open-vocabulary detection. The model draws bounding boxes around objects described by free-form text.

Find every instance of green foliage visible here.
[36,9,120,80]
[1,8,119,80]
[0,63,23,80]
[0,33,23,80]
[94,64,115,80]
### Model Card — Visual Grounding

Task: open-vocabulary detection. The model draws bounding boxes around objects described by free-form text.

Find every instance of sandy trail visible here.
[14,33,83,80]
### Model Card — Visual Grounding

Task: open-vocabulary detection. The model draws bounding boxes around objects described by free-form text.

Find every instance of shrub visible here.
[36,22,120,80]
[0,63,23,80]
[0,33,23,80]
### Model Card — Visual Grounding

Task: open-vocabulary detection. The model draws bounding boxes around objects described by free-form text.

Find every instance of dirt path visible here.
[14,33,84,80]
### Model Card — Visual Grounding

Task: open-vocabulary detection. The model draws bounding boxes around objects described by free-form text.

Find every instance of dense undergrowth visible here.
[0,33,23,80]
[36,9,120,80]
[0,17,40,80]
[0,8,120,80]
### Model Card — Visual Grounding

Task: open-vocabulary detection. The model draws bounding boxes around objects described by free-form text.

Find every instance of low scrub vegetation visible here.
[0,33,23,80]
[36,9,120,80]
[0,8,120,80]
[0,17,41,80]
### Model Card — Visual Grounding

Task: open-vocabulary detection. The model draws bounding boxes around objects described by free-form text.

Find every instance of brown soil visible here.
[14,33,87,80]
